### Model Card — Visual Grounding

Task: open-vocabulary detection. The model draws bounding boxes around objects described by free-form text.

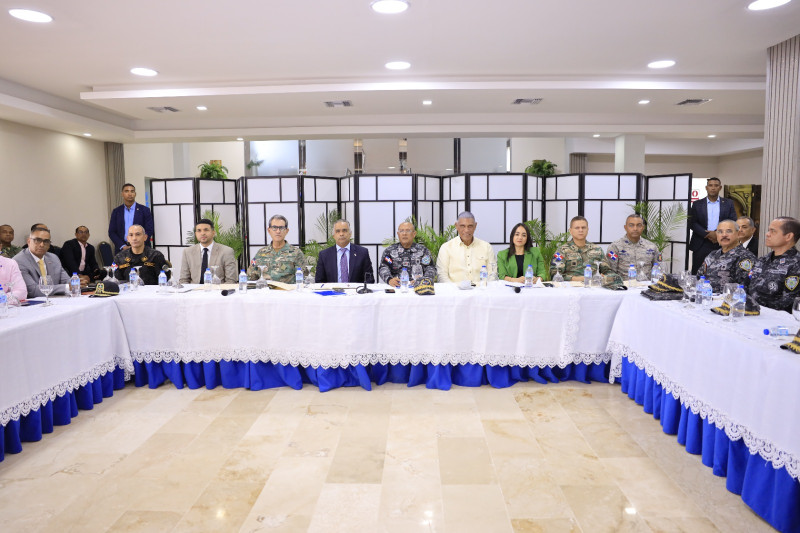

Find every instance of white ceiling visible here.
[1,0,799,154]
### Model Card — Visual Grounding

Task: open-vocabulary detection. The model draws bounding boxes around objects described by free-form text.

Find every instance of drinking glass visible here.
[162,266,174,294]
[256,265,268,290]
[304,256,317,286]
[592,260,603,288]
[131,266,144,290]
[683,275,696,309]
[103,266,115,282]
[39,275,54,306]
[412,263,423,286]
[679,270,690,303]
[5,279,21,307]
[552,262,564,286]
[209,265,221,288]
[722,283,738,322]
[488,261,498,282]
[637,260,648,282]
[793,298,800,323]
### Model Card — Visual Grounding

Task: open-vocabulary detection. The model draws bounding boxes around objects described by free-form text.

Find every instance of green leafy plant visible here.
[630,201,689,265]
[301,209,341,262]
[185,209,245,260]
[381,215,456,264]
[246,159,263,175]
[525,159,557,176]
[524,218,570,281]
[198,161,229,180]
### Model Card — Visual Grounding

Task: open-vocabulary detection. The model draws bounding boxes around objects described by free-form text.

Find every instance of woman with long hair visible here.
[497,223,546,283]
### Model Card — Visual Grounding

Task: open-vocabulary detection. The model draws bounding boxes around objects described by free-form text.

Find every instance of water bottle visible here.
[583,264,592,288]
[129,268,138,291]
[203,268,212,286]
[703,278,713,308]
[0,284,7,319]
[695,276,706,306]
[764,326,791,337]
[627,264,637,282]
[400,267,410,292]
[650,262,661,283]
[158,270,168,292]
[479,265,488,289]
[524,265,534,288]
[70,272,81,297]
[730,284,746,321]
[295,267,304,291]
[238,269,248,294]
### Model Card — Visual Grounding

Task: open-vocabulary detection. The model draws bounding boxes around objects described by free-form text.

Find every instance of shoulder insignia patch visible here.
[786,276,799,291]
[553,252,563,261]
[421,255,431,265]
[738,259,753,271]
[607,251,617,261]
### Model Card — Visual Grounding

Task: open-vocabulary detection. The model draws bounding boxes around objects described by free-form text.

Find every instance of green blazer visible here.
[497,247,546,279]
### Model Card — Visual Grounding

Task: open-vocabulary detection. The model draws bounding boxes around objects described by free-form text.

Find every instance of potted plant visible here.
[525,159,557,176]
[185,209,245,261]
[524,218,570,281]
[198,161,229,180]
[630,201,689,269]
[246,159,263,176]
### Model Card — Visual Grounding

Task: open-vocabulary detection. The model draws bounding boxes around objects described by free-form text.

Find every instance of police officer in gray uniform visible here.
[379,222,436,286]
[606,214,660,278]
[697,219,756,292]
[749,217,800,313]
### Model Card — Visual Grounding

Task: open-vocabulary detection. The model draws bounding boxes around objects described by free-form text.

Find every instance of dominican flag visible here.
[607,251,618,261]
[384,256,393,264]
[553,252,563,262]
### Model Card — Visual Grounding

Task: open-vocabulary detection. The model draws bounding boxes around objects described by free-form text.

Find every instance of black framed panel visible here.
[468,173,525,250]
[302,176,340,246]
[149,178,196,273]
[244,176,301,262]
[645,173,693,273]
[582,173,642,248]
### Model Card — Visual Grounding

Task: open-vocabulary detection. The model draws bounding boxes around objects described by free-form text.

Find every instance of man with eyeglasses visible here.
[697,219,756,292]
[179,218,238,284]
[379,222,436,286]
[13,227,71,298]
[247,215,305,284]
[21,223,62,258]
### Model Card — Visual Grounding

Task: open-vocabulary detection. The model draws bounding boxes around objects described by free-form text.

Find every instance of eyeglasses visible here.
[32,238,51,245]
[269,226,288,231]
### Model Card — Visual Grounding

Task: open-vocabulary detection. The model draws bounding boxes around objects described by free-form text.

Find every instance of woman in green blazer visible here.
[497,223,546,282]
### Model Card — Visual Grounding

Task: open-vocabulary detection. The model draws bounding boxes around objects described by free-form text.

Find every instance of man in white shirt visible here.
[436,211,496,283]
[179,218,238,284]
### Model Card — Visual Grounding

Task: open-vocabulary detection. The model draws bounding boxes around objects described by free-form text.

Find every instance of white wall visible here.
[0,118,108,249]
[189,141,245,179]
[511,138,566,173]
[717,150,763,186]
[586,153,719,180]
[123,143,174,194]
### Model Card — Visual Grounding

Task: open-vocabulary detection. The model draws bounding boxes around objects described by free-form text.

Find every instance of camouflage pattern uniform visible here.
[697,245,756,292]
[247,242,305,283]
[550,241,623,288]
[748,247,800,312]
[113,246,168,285]
[605,236,659,277]
[378,242,436,283]
[0,245,21,258]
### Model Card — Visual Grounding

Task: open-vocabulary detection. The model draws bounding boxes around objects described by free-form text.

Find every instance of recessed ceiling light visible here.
[196,105,207,111]
[624,507,637,515]
[9,9,52,23]
[83,133,92,137]
[371,0,409,14]
[385,61,411,70]
[638,99,650,105]
[422,100,432,105]
[236,137,243,141]
[388,166,396,169]
[708,134,717,138]
[593,134,600,138]
[648,60,675,69]
[748,0,791,10]
[130,67,158,77]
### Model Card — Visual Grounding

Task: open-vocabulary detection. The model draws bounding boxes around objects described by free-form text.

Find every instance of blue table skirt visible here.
[1,367,127,463]
[132,360,610,392]
[619,357,800,533]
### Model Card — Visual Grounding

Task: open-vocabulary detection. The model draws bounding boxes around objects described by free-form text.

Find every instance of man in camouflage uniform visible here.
[697,219,756,292]
[550,216,623,289]
[247,214,305,284]
[749,217,800,312]
[379,222,436,286]
[605,214,660,278]
[0,224,21,258]
[112,224,168,285]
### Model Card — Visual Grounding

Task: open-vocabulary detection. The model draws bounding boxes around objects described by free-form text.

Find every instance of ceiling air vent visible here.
[512,98,543,105]
[676,98,712,106]
[147,106,180,113]
[324,100,353,108]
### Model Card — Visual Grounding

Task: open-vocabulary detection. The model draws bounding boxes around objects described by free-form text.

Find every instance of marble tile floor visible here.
[0,382,776,533]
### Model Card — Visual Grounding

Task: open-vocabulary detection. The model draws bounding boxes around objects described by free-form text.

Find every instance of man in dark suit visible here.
[315,219,374,284]
[688,177,737,273]
[61,226,104,282]
[108,183,154,251]
[737,216,759,256]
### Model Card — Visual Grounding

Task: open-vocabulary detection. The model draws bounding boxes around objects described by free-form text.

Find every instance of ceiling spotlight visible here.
[385,61,411,70]
[83,133,92,137]
[648,60,676,69]
[236,137,244,141]
[748,0,791,10]
[422,100,432,105]
[708,134,717,138]
[638,99,650,105]
[371,0,409,14]
[130,67,158,77]
[593,134,600,138]
[9,9,52,22]
[196,105,208,111]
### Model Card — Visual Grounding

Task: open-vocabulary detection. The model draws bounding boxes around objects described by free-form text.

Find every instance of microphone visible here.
[221,289,235,296]
[356,279,373,294]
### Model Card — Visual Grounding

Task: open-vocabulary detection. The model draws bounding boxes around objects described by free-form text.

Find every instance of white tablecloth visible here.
[608,295,800,479]
[0,297,132,426]
[113,283,628,369]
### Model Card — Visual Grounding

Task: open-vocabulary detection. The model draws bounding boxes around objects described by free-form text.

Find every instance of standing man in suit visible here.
[315,219,374,284]
[108,183,154,251]
[179,218,238,284]
[737,216,759,255]
[61,226,104,282]
[13,227,71,297]
[688,178,737,274]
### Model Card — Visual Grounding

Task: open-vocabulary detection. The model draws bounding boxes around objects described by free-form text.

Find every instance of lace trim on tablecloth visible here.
[607,341,800,480]
[0,358,128,427]
[130,349,611,370]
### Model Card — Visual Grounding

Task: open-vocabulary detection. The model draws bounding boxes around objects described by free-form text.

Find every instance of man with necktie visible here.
[315,219,374,284]
[688,177,737,274]
[13,227,70,298]
[179,218,238,284]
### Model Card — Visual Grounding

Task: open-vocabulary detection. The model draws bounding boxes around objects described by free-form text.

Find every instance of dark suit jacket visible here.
[108,202,154,251]
[61,238,101,277]
[315,244,375,284]
[688,197,737,252]
[745,234,759,256]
